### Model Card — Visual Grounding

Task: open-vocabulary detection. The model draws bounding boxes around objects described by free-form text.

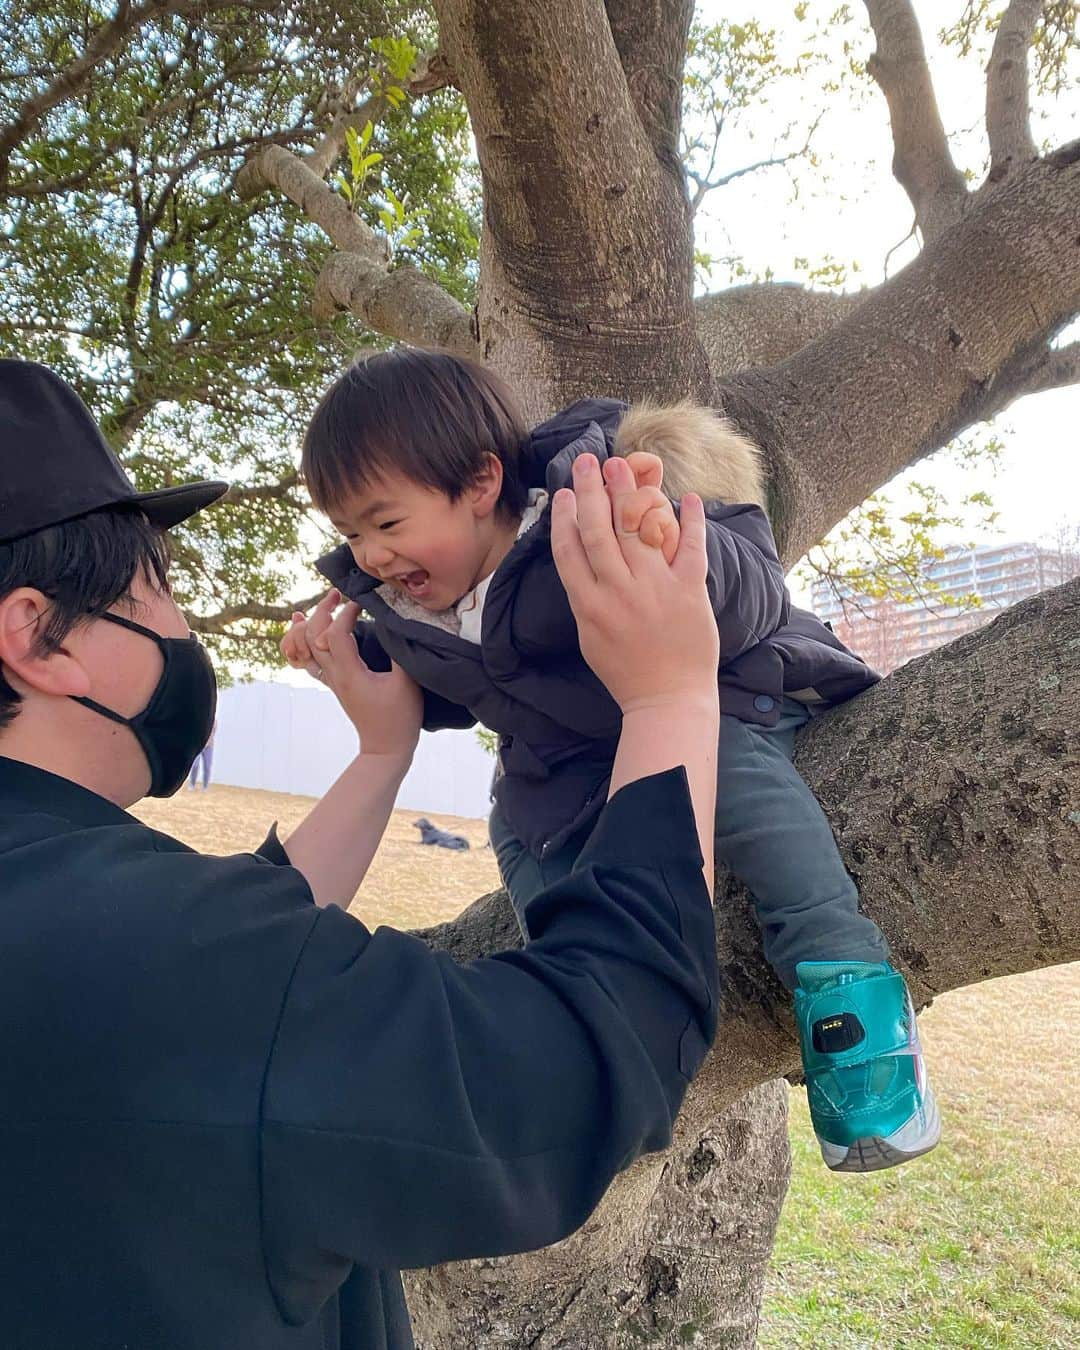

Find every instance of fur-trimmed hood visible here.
[614,399,766,507]
[519,397,766,507]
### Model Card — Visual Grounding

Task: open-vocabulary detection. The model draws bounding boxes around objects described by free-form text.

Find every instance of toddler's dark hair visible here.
[303,349,530,519]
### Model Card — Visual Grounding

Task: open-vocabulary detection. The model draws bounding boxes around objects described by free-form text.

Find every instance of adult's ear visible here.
[467,452,506,519]
[0,589,91,699]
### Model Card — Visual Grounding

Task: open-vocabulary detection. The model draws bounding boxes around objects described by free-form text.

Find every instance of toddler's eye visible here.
[378,519,401,531]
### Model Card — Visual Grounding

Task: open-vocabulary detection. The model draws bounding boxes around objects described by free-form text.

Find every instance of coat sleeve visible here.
[701,502,789,661]
[353,618,476,733]
[259,769,717,1300]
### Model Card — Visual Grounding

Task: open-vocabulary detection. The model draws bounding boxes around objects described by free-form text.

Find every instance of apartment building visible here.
[811,540,1078,675]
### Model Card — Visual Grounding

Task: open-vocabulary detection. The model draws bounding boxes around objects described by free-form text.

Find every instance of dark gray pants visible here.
[489,699,889,989]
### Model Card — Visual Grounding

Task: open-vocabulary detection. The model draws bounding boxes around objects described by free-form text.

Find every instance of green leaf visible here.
[345,125,363,181]
[383,184,406,225]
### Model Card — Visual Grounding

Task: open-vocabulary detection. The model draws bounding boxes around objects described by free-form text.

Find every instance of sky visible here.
[691,0,1079,598]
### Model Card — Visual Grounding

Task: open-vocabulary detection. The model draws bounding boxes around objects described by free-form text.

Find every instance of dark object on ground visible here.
[413,817,470,850]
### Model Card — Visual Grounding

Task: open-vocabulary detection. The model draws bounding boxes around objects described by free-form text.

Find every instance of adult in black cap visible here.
[0,359,722,1350]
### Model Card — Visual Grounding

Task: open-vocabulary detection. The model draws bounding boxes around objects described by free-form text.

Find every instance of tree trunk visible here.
[407,1082,791,1349]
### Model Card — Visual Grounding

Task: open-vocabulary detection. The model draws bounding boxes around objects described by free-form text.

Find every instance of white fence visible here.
[213,680,495,820]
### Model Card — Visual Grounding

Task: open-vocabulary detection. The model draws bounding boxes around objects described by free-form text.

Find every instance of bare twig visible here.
[187,592,326,635]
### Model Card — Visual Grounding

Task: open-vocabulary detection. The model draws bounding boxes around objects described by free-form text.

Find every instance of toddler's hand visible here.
[603,463,681,565]
[281,591,336,678]
[623,450,664,491]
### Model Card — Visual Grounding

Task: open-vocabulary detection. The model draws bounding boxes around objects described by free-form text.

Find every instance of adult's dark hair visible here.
[0,507,169,729]
[302,349,530,519]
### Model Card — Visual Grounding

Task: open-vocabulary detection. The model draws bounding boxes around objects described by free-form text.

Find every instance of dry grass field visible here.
[134,782,502,930]
[134,783,1078,1346]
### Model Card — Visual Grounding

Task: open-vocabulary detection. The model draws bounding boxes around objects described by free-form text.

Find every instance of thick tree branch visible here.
[694,283,865,376]
[312,252,476,355]
[407,577,1080,1345]
[929,334,1080,451]
[863,0,970,240]
[1021,337,1080,394]
[603,0,694,171]
[718,142,1080,565]
[237,142,474,352]
[236,143,382,256]
[986,0,1041,176]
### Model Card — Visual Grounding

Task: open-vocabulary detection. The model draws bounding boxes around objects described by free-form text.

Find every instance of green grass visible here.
[760,965,1080,1349]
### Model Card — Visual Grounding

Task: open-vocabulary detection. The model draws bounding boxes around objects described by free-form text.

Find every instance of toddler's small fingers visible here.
[638,511,665,549]
[623,450,664,489]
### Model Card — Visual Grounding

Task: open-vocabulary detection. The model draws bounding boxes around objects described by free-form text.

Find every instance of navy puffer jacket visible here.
[318,400,878,858]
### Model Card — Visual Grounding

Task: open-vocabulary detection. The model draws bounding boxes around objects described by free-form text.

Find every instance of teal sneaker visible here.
[794,960,941,1173]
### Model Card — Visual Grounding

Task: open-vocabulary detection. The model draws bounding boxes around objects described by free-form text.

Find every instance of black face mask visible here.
[71,613,218,797]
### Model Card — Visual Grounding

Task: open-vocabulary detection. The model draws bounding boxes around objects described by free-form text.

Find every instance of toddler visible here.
[284,348,940,1173]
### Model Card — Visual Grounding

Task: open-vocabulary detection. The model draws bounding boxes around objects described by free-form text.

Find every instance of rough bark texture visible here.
[719,142,1080,565]
[986,0,1041,174]
[405,578,1080,1345]
[863,0,969,240]
[435,0,711,420]
[406,1082,791,1349]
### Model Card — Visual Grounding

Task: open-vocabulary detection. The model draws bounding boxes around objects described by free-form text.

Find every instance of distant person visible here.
[0,358,721,1350]
[188,718,216,790]
[285,348,940,1173]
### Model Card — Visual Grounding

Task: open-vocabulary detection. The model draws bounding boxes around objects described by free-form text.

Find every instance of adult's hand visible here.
[552,453,719,713]
[553,452,720,880]
[305,591,423,759]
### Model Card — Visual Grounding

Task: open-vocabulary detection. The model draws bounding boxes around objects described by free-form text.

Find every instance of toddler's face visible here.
[328,468,502,612]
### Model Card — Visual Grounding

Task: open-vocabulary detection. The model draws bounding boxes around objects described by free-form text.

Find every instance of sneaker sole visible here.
[819,1081,942,1173]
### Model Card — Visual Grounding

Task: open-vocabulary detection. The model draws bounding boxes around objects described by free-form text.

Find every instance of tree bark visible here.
[986,0,1041,175]
[405,576,1080,1345]
[433,0,711,419]
[863,0,969,241]
[718,142,1080,564]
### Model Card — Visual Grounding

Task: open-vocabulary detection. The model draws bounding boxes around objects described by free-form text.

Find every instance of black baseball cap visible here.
[0,359,229,544]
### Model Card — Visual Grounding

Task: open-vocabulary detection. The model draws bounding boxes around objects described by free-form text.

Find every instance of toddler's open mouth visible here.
[396,569,432,599]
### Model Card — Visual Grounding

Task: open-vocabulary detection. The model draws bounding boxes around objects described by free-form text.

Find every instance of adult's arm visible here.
[277,598,424,907]
[260,461,722,1313]
[259,766,716,1314]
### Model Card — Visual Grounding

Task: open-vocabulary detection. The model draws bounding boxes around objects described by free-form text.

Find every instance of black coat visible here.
[319,400,879,857]
[0,755,716,1349]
